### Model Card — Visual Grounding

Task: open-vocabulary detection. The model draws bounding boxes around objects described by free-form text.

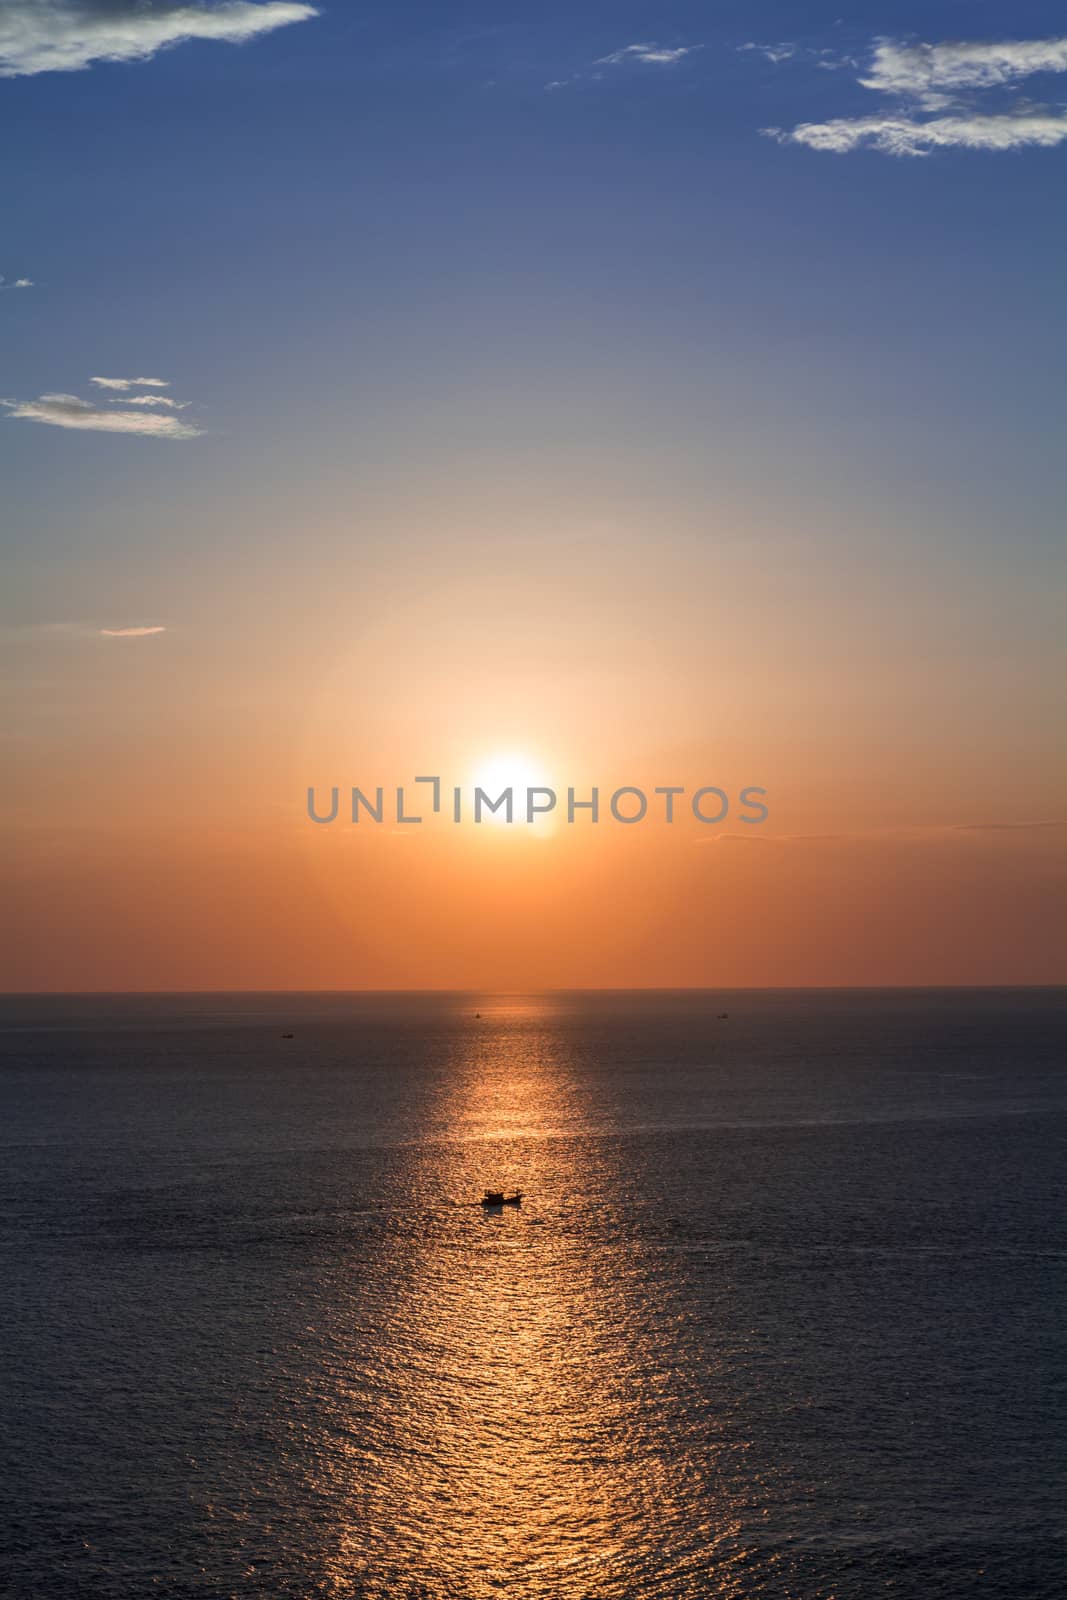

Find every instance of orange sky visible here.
[5,556,1065,988]
[4,386,1065,993]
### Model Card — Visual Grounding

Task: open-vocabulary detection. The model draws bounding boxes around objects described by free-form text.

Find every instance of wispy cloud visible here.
[952,819,1065,833]
[740,42,800,66]
[8,620,169,639]
[0,274,33,289]
[596,42,699,68]
[769,111,1067,156]
[549,39,700,91]
[699,822,1066,845]
[115,394,190,409]
[741,41,854,72]
[763,32,1067,156]
[99,626,167,638]
[0,1,318,78]
[90,375,169,390]
[2,384,201,439]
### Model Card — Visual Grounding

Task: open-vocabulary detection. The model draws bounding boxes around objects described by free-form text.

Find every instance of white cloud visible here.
[0,275,33,289]
[99,626,167,637]
[2,390,201,438]
[767,32,1067,155]
[768,110,1067,156]
[90,375,169,390]
[861,35,1067,101]
[0,1,317,78]
[115,394,190,409]
[596,42,697,67]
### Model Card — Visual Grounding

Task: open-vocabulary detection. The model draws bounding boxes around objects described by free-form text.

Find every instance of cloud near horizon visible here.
[699,821,1066,846]
[0,275,33,289]
[761,32,1067,155]
[0,1,318,78]
[952,819,1065,833]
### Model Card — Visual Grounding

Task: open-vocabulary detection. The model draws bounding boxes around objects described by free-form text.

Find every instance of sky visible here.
[2,0,1065,989]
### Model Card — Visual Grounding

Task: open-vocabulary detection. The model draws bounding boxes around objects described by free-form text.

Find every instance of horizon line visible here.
[2,984,1064,997]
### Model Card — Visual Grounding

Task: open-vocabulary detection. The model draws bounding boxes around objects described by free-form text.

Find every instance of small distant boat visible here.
[481,1190,522,1207]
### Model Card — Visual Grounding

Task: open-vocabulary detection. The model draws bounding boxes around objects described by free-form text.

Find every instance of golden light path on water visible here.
[309,998,747,1598]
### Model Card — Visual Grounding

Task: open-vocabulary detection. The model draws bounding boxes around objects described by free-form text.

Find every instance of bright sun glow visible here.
[470,752,556,829]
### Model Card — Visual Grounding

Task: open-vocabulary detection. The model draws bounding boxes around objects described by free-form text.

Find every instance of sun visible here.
[470,751,556,829]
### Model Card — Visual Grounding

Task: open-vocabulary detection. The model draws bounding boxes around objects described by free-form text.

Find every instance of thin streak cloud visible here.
[596,43,698,68]
[0,1,318,78]
[8,620,170,639]
[99,626,167,637]
[90,376,169,390]
[2,390,201,438]
[115,395,190,409]
[952,820,1065,833]
[768,111,1067,156]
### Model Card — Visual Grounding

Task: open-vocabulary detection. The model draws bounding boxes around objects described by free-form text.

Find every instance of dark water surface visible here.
[1,989,1065,1598]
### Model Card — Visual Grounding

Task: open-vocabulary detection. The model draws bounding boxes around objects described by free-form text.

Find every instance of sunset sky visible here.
[3,1,1065,989]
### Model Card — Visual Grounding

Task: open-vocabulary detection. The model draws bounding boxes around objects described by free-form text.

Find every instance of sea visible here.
[1,989,1064,1599]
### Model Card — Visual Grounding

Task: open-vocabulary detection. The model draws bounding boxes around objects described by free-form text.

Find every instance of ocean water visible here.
[1,988,1064,1599]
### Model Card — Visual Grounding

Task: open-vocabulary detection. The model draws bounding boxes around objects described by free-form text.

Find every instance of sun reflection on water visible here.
[314,999,743,1598]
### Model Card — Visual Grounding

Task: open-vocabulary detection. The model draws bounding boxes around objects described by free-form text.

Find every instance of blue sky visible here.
[5,4,1066,543]
[4,2,1065,689]
[2,1,1064,759]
